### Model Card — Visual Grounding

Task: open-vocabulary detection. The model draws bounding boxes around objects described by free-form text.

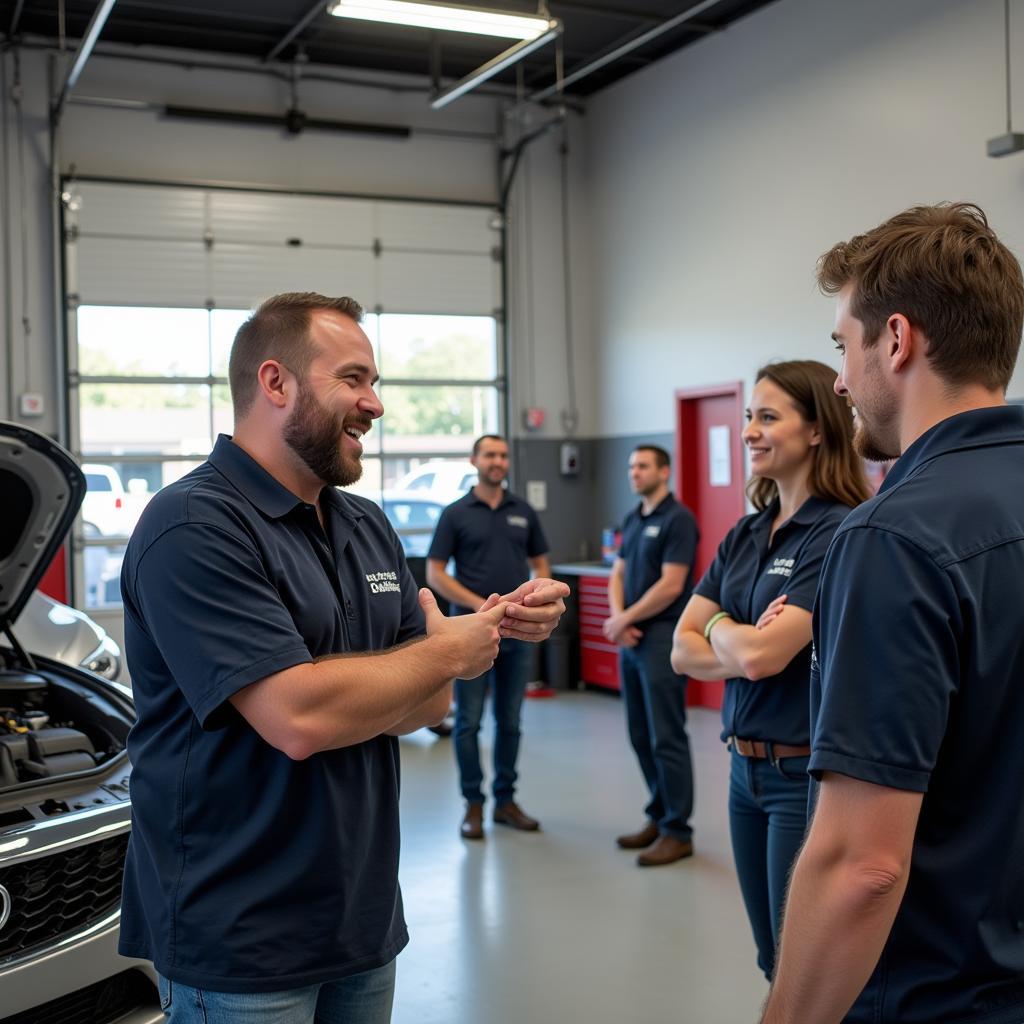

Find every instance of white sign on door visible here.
[709,425,732,487]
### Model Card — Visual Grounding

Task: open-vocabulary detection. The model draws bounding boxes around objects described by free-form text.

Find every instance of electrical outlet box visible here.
[526,480,547,511]
[19,393,44,417]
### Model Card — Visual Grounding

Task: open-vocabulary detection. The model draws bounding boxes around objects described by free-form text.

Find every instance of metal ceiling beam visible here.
[51,0,117,125]
[431,20,561,109]
[530,0,724,102]
[264,0,327,63]
[550,1,715,32]
[10,0,26,36]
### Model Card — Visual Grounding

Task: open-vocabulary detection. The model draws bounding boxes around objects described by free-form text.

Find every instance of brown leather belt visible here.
[729,737,812,760]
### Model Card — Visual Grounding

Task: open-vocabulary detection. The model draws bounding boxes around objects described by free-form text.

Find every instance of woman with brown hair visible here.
[671,359,870,979]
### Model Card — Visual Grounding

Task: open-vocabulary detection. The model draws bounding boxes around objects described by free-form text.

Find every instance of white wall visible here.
[585,0,1024,437]
[504,110,596,438]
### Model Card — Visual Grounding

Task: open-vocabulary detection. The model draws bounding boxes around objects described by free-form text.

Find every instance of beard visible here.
[850,357,901,462]
[853,419,900,462]
[283,385,368,488]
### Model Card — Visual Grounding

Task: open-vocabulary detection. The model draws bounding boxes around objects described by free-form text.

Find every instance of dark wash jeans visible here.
[454,638,531,805]
[619,620,694,842]
[728,748,811,979]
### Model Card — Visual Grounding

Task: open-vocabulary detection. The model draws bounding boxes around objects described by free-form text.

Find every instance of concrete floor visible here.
[394,691,769,1024]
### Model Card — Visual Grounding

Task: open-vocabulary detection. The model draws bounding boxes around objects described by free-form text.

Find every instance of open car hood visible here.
[0,422,85,628]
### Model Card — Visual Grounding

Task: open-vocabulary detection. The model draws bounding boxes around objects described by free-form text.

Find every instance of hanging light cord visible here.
[557,34,578,436]
[1006,0,1013,134]
[13,47,32,390]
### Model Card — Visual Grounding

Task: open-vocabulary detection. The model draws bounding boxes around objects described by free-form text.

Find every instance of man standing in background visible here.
[427,434,551,840]
[604,445,698,866]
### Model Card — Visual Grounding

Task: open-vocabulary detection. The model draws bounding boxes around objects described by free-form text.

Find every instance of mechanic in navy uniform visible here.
[672,360,870,978]
[426,434,551,840]
[118,293,567,1024]
[604,445,699,867]
[761,204,1024,1024]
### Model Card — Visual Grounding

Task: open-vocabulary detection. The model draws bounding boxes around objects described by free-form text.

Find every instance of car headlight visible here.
[81,634,122,679]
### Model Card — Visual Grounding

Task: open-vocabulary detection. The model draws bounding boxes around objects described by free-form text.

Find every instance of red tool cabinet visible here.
[578,574,621,692]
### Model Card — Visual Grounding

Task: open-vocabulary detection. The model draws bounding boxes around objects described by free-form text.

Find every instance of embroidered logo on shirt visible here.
[366,570,401,594]
[643,524,661,538]
[766,557,794,577]
[506,515,529,529]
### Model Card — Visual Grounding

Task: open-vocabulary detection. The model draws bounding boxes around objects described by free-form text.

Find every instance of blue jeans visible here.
[728,749,811,979]
[619,621,694,842]
[157,960,396,1023]
[454,638,530,804]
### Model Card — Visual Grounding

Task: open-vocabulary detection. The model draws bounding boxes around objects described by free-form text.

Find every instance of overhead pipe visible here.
[9,0,26,37]
[264,0,327,63]
[431,20,561,109]
[529,0,723,103]
[51,0,117,126]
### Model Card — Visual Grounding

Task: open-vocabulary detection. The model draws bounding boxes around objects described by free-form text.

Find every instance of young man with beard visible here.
[118,293,567,1024]
[426,434,550,839]
[761,204,1024,1024]
[604,445,698,866]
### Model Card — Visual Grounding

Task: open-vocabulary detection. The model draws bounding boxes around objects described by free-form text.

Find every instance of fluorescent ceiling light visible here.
[328,1,552,40]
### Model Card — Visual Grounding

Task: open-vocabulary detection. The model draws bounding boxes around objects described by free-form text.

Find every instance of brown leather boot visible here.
[493,801,541,831]
[460,802,484,840]
[616,821,660,849]
[637,834,694,867]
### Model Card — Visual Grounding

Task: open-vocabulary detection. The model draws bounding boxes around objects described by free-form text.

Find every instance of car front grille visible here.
[0,967,158,1024]
[0,832,129,963]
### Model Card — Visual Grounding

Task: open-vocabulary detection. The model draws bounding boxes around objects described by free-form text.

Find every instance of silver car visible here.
[16,591,123,683]
[0,422,161,1023]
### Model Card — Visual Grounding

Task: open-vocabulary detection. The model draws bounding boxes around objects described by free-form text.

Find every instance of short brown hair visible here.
[472,434,506,456]
[817,203,1024,391]
[228,292,363,418]
[747,360,872,512]
[632,445,671,469]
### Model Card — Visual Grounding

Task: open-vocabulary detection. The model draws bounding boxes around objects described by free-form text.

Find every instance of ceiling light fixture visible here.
[328,0,551,41]
[988,0,1024,156]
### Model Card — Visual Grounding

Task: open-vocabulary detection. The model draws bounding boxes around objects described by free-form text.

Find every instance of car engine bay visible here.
[0,656,132,790]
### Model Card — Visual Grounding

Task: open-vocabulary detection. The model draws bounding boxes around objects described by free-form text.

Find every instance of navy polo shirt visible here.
[694,496,851,745]
[427,488,548,614]
[118,435,424,993]
[810,406,1024,1024]
[619,494,699,625]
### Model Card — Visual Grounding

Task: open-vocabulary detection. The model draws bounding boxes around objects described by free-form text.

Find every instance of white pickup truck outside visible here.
[81,463,134,537]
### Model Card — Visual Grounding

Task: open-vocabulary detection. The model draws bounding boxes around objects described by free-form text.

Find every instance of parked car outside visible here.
[81,463,150,540]
[380,496,446,558]
[390,459,476,504]
[379,459,476,551]
[81,463,131,538]
[0,421,161,1023]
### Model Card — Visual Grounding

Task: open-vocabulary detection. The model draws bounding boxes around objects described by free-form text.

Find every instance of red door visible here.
[38,545,70,603]
[675,383,746,709]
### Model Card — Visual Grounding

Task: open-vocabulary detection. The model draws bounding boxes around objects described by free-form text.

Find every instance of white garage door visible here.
[63,180,505,613]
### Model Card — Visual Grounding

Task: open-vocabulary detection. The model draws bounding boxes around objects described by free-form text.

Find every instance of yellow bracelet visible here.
[704,611,732,640]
